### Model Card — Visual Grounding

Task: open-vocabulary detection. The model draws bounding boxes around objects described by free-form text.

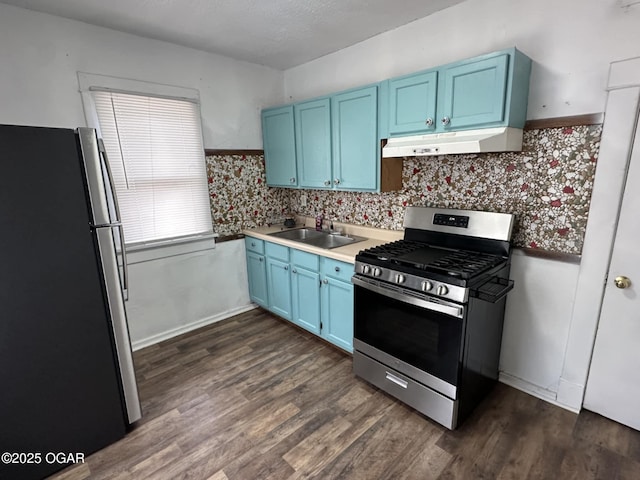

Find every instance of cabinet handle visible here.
[323,279,328,284]
[441,116,451,126]
[334,266,340,272]
[334,178,341,185]
[324,180,331,186]
[290,177,296,183]
[292,268,297,274]
[425,117,434,126]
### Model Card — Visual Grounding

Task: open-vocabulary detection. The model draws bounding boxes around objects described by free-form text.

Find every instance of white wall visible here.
[0,3,283,148]
[283,0,640,120]
[127,239,253,350]
[0,4,283,346]
[281,0,640,411]
[500,253,580,409]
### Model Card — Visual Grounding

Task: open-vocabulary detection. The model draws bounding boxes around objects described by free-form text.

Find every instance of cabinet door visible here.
[262,105,297,187]
[321,277,354,353]
[291,266,321,334]
[266,257,292,320]
[246,251,268,308]
[331,86,378,191]
[295,98,332,189]
[438,54,509,130]
[388,71,438,136]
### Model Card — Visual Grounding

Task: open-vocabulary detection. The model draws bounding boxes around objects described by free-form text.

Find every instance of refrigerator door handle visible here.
[98,138,129,299]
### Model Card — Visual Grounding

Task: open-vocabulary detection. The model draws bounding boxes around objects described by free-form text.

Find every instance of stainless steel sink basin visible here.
[267,227,366,249]
[268,227,325,241]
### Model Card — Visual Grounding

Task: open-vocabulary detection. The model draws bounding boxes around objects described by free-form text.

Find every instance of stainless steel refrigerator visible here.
[0,125,142,479]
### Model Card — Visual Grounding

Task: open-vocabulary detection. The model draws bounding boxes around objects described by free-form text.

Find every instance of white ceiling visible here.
[1,0,467,70]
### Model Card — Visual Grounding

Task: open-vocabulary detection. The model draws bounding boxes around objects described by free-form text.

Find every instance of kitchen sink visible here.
[268,227,325,241]
[268,227,366,249]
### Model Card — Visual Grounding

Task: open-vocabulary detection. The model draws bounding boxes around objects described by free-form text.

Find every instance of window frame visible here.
[78,72,216,262]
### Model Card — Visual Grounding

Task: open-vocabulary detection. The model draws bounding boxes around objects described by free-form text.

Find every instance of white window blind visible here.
[91,90,212,246]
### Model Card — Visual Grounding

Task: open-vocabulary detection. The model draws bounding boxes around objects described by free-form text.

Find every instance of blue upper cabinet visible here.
[438,54,509,130]
[388,70,438,136]
[331,86,379,191]
[385,48,531,137]
[262,105,297,188]
[294,98,332,189]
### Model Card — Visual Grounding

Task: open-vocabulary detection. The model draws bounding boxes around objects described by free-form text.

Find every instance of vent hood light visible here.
[382,127,524,158]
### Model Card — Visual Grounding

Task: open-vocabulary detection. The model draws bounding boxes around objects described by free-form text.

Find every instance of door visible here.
[266,257,292,320]
[331,86,378,191]
[439,54,509,130]
[388,70,438,136]
[262,105,297,187]
[321,277,354,352]
[295,98,332,188]
[291,266,321,334]
[583,112,640,430]
[246,251,268,308]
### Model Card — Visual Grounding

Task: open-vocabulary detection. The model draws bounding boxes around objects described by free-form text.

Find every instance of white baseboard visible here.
[498,372,580,414]
[131,304,258,351]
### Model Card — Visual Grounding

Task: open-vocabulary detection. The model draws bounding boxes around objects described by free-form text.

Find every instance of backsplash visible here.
[288,125,601,255]
[205,153,289,237]
[207,124,601,255]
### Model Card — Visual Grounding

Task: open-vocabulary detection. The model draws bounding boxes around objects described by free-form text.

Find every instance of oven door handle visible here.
[352,276,464,319]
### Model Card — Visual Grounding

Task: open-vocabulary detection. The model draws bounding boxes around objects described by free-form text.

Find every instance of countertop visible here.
[242,217,403,264]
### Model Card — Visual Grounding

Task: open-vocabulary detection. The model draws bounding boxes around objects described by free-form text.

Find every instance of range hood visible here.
[382,127,523,158]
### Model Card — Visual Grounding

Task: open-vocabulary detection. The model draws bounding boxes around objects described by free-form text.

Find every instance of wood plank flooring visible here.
[51,309,640,479]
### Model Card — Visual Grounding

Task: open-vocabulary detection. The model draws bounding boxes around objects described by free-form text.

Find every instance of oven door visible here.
[352,275,465,399]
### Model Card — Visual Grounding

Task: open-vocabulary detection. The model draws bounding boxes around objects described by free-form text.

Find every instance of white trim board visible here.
[131,304,257,351]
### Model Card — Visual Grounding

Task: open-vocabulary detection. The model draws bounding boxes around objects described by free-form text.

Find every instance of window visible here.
[78,74,213,248]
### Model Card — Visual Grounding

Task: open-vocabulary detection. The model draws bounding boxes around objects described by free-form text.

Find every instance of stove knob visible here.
[421,281,433,292]
[437,285,449,296]
[362,265,371,275]
[395,274,406,284]
[373,268,382,277]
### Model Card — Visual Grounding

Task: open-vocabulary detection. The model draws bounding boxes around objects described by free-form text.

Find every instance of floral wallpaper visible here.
[205,153,289,237]
[207,124,601,255]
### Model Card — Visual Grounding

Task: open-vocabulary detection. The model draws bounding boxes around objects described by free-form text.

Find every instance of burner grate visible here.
[358,240,506,280]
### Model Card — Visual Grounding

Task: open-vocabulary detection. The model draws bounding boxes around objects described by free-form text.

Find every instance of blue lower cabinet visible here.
[320,276,354,353]
[245,237,268,307]
[266,257,292,320]
[291,265,321,334]
[245,237,354,352]
[320,258,354,353]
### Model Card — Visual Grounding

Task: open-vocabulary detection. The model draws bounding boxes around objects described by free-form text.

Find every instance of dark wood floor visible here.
[51,309,640,480]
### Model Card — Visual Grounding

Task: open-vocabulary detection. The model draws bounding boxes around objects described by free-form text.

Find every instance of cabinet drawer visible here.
[320,257,354,282]
[291,249,319,270]
[245,237,264,255]
[265,241,289,262]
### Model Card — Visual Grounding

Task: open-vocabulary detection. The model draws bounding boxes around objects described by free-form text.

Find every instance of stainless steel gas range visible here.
[352,206,515,429]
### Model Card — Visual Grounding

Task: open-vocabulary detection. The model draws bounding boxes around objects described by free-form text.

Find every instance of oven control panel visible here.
[354,261,468,303]
[433,213,469,228]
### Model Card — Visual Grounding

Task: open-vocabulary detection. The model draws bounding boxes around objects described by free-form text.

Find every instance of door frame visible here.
[556,56,640,410]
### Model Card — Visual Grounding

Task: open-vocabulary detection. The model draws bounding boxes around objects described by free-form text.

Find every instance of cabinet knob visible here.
[290,177,296,183]
[324,180,331,186]
[323,279,328,284]
[425,117,434,126]
[292,268,297,274]
[334,178,341,185]
[259,257,263,262]
[284,266,288,271]
[251,242,256,247]
[335,266,340,272]
[441,116,451,126]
